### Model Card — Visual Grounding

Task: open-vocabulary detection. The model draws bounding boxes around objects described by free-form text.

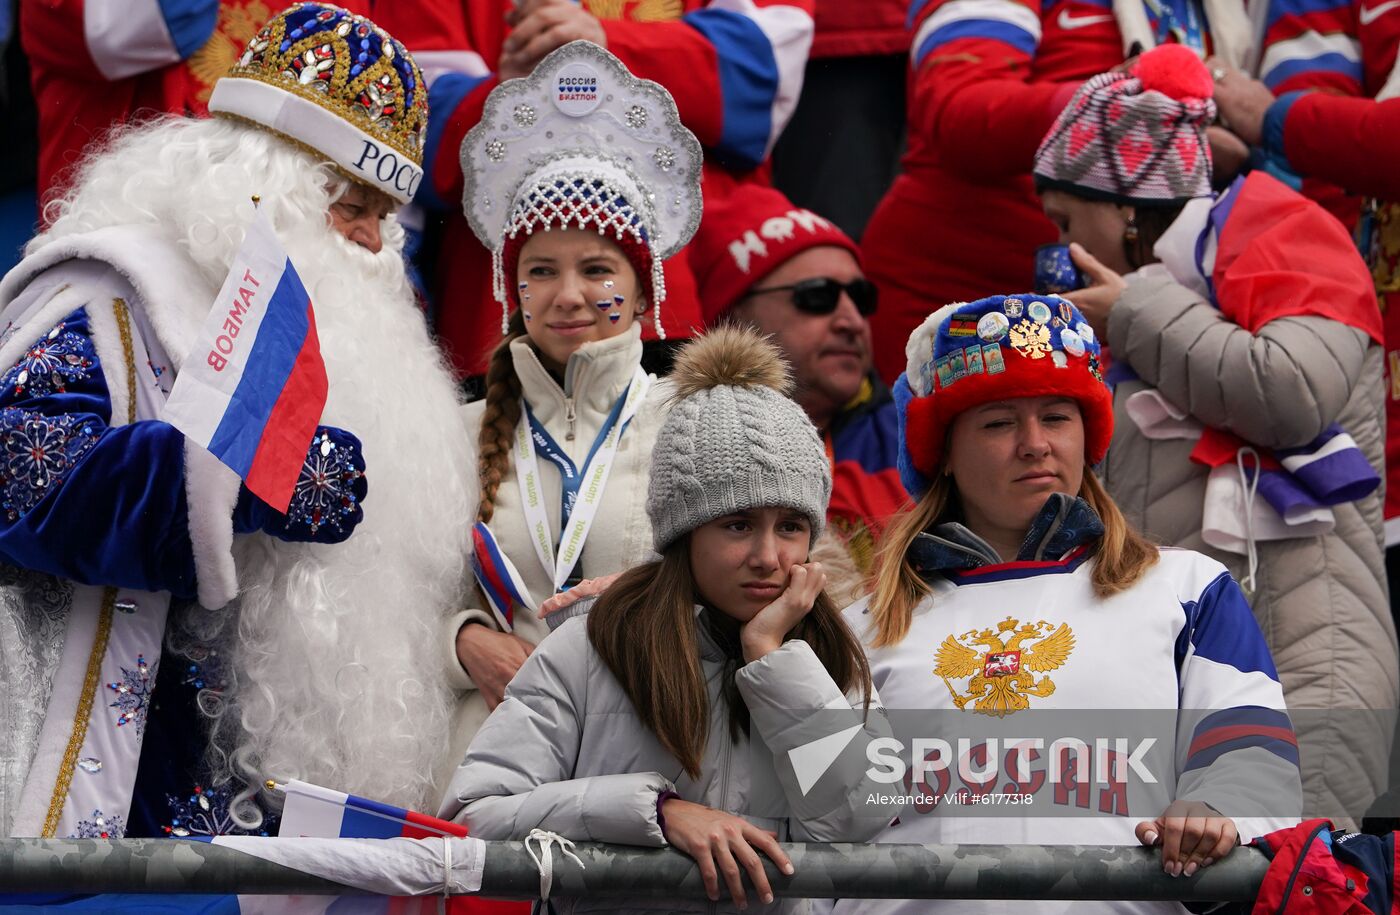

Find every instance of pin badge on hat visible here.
[1009,319,1052,359]
[978,311,1009,342]
[1004,297,1025,318]
[554,61,602,116]
[1076,321,1095,344]
[1061,328,1086,357]
[966,345,985,375]
[1028,301,1052,325]
[983,343,1006,374]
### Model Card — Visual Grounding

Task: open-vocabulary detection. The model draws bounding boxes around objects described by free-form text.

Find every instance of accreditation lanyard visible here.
[513,368,651,592]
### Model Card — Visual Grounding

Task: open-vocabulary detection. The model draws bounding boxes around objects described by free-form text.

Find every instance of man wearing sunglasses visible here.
[692,186,906,576]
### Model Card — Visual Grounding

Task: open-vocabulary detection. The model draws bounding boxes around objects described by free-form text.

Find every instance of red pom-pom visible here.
[1131,44,1214,101]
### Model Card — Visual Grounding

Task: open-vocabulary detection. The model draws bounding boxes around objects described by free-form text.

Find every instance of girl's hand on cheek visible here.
[740,562,825,663]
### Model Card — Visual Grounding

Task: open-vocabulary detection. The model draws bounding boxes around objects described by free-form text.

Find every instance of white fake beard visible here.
[185,219,473,827]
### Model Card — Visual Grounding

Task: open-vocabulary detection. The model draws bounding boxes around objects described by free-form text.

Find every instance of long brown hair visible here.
[476,309,527,523]
[867,468,1158,648]
[588,542,873,779]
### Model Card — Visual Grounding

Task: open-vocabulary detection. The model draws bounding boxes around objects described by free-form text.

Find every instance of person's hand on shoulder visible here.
[539,572,620,619]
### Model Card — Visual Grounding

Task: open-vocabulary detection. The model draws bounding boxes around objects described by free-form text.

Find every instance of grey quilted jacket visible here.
[1103,272,1398,825]
[440,613,896,914]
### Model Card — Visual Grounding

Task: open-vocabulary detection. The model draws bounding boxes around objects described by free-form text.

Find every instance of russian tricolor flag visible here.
[471,522,536,631]
[275,779,468,841]
[164,210,328,512]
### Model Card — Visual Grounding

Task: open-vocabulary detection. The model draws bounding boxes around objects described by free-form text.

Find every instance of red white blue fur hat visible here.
[894,294,1114,498]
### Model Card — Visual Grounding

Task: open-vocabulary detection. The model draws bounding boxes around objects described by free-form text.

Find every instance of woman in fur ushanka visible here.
[442,326,895,914]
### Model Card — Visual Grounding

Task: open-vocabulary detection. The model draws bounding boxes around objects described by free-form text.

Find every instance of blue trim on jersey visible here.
[1265,0,1353,31]
[157,0,221,60]
[915,19,1038,66]
[909,0,936,28]
[945,546,1091,585]
[1183,707,1300,772]
[1262,90,1306,163]
[419,72,491,211]
[683,8,781,170]
[1175,571,1279,678]
[1263,53,1363,91]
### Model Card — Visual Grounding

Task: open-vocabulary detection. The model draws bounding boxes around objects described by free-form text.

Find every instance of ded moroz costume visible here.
[0,4,474,837]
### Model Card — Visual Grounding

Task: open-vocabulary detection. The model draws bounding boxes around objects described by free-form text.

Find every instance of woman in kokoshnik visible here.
[442,325,898,914]
[828,292,1301,915]
[435,41,702,793]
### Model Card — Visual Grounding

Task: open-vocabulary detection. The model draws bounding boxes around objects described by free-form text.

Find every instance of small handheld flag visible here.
[164,209,328,512]
[272,779,469,840]
[471,521,536,631]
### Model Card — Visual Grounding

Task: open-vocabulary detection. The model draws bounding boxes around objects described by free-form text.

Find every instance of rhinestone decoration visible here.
[513,104,537,128]
[77,757,102,774]
[106,654,153,734]
[486,139,507,162]
[653,146,676,172]
[625,105,648,129]
[73,809,126,839]
[114,599,137,614]
[162,784,270,838]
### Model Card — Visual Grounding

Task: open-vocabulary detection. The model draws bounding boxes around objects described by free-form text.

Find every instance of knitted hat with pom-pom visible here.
[647,326,831,551]
[1033,44,1217,206]
[895,293,1114,499]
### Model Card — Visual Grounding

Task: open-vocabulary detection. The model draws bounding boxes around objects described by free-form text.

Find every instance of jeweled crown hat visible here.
[208,3,427,205]
[894,294,1114,498]
[1033,44,1216,207]
[460,41,704,336]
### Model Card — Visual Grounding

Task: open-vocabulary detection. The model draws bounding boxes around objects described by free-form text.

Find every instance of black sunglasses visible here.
[745,276,878,316]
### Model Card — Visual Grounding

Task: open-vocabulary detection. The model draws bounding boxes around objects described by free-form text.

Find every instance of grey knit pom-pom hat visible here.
[647,326,831,551]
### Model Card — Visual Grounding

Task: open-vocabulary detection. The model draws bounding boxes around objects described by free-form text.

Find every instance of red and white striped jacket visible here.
[21,0,371,202]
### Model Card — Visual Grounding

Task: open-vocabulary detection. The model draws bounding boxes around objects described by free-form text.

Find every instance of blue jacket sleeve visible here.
[0,307,200,597]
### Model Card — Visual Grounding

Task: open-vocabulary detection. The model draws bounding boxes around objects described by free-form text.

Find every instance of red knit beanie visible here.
[688,185,862,326]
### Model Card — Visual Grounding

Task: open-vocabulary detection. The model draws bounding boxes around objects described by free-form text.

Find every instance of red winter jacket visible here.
[1250,819,1396,913]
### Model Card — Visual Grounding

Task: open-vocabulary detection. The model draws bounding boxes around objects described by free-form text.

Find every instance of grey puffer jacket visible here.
[1103,272,1398,826]
[440,613,896,914]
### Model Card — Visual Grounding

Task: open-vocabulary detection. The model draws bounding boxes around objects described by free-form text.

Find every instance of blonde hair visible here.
[867,468,1158,648]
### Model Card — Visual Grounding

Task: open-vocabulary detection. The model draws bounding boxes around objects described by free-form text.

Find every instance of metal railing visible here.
[0,838,1269,901]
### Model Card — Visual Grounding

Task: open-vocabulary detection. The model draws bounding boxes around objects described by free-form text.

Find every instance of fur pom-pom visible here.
[1132,44,1214,102]
[669,325,791,401]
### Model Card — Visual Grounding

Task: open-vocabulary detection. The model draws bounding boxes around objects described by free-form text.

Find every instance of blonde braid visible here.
[476,310,527,524]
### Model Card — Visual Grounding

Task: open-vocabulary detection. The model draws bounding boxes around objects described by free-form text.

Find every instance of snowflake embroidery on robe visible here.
[0,410,101,520]
[2,321,97,398]
[286,431,363,536]
[162,784,270,838]
[106,654,153,735]
[72,809,126,838]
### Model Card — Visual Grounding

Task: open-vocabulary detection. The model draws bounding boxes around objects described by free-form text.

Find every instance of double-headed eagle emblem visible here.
[934,617,1075,716]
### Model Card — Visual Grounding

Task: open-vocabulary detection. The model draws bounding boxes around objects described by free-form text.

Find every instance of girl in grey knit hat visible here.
[442,326,896,914]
